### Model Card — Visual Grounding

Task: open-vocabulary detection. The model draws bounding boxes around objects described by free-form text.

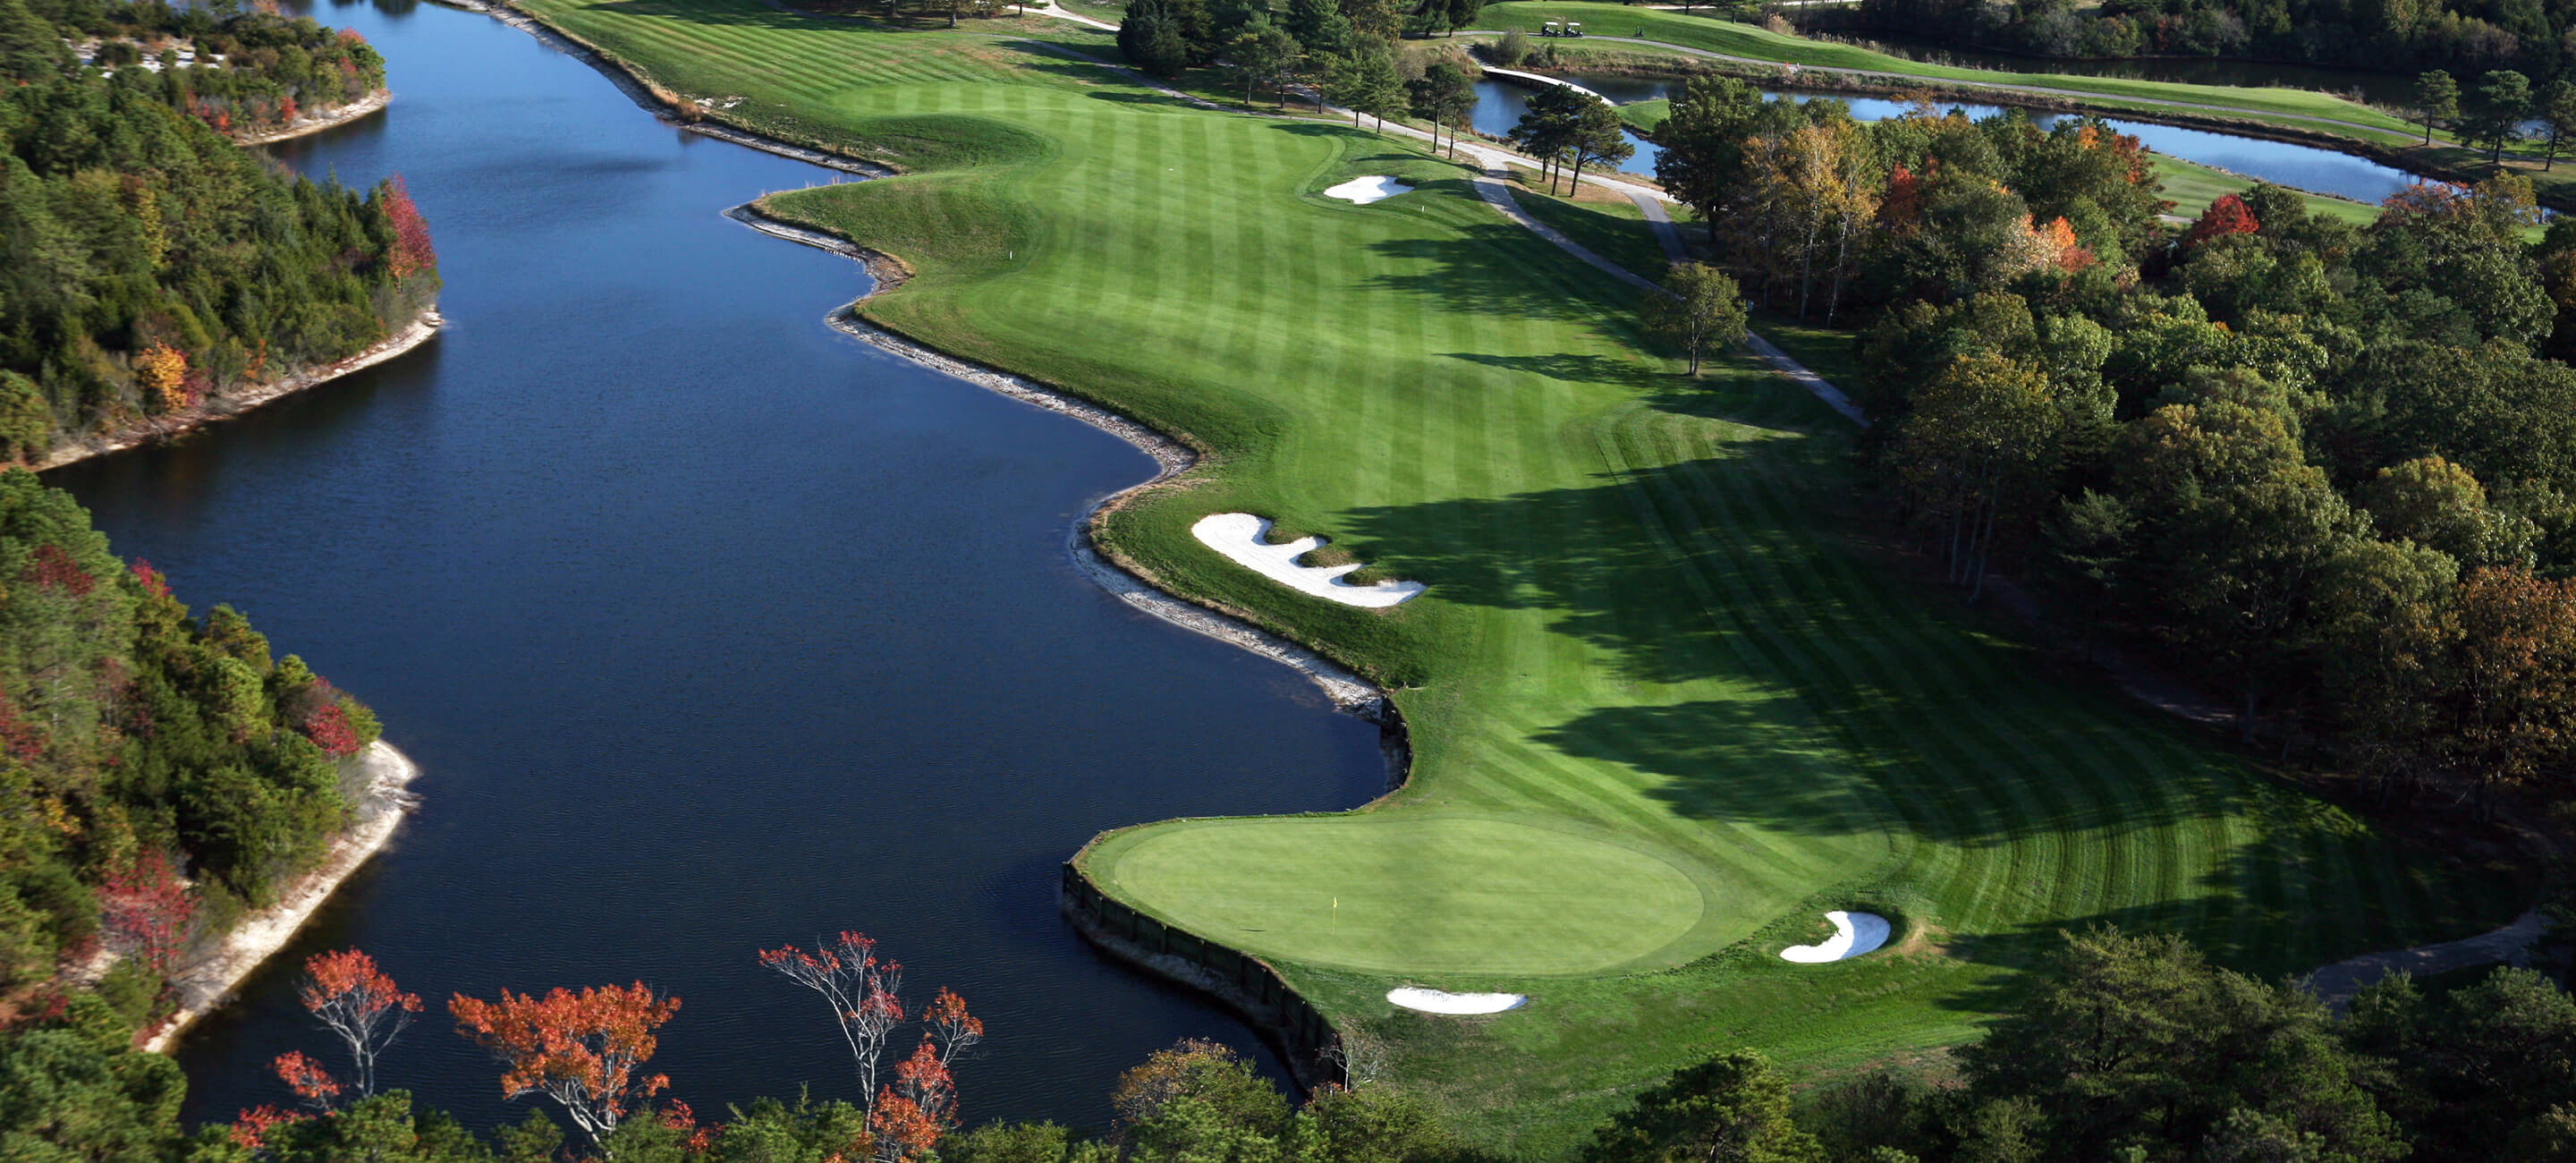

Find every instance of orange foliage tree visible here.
[758,933,982,1133]
[758,932,904,1113]
[2185,193,2258,246]
[295,947,421,1097]
[272,1049,342,1110]
[229,1104,309,1151]
[133,344,189,412]
[449,981,681,1152]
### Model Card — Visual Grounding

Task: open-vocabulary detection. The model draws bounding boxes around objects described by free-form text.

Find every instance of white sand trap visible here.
[1325,175,1413,205]
[1780,911,1892,964]
[1387,987,1527,1014]
[1192,514,1425,607]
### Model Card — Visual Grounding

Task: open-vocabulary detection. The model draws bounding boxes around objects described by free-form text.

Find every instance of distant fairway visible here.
[1470,3,2428,144]
[505,0,2525,1151]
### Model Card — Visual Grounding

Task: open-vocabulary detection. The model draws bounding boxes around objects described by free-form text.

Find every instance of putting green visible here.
[1091,815,1710,974]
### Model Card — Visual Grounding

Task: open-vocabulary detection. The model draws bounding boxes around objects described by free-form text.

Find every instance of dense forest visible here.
[0,469,384,1039]
[1614,81,2576,813]
[11,924,2576,1160]
[1814,0,2570,79]
[40,0,392,138]
[0,0,433,465]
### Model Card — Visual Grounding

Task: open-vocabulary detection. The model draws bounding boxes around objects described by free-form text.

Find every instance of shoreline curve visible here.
[144,741,423,1053]
[236,88,393,146]
[440,0,1402,1085]
[36,309,444,473]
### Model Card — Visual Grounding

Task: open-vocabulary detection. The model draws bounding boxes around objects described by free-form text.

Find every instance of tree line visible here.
[13,0,389,137]
[0,469,385,1053]
[14,922,2576,1160]
[1645,78,2576,818]
[1114,0,1485,117]
[0,0,436,464]
[1815,0,2568,82]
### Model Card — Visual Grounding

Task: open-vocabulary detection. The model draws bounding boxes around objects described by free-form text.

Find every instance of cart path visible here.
[1632,191,1689,263]
[2306,911,2547,1013]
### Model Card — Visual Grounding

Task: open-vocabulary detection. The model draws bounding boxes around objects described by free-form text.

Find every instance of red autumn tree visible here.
[273,1050,343,1110]
[891,1038,956,1128]
[381,175,436,280]
[660,1099,718,1155]
[2186,193,2258,246]
[868,1086,941,1163]
[27,544,95,596]
[303,704,361,758]
[920,987,982,1066]
[128,558,171,599]
[1879,164,1922,229]
[231,1104,309,1150]
[295,948,421,1096]
[758,932,905,1114]
[449,982,681,1151]
[98,850,192,979]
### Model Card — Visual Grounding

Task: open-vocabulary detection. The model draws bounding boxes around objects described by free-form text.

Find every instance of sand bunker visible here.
[1387,987,1527,1014]
[1780,911,1891,964]
[1192,514,1424,607]
[1325,175,1412,205]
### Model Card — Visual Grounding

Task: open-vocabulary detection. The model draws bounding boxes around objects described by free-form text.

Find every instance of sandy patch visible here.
[1191,514,1423,607]
[1325,175,1412,205]
[1387,987,1526,1014]
[1781,911,1891,964]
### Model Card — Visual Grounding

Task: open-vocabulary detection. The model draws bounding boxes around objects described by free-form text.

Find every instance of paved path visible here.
[1028,0,1119,30]
[1631,192,1689,263]
[1452,29,2415,142]
[2307,912,2547,1012]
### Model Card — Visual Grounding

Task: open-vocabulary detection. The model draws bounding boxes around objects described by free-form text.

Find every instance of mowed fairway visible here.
[507,0,2523,1150]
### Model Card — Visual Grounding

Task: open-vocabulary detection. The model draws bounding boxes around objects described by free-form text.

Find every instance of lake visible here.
[49,0,1385,1134]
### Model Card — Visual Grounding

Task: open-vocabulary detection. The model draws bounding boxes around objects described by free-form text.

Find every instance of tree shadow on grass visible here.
[1359,232,1631,324]
[1442,350,1665,391]
[591,0,902,32]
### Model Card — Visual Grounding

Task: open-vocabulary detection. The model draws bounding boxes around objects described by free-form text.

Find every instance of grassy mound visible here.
[506,0,2525,1151]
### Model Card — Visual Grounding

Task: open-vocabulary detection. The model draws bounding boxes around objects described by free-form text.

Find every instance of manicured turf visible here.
[1472,4,2430,144]
[1090,814,1727,974]
[506,0,2526,1152]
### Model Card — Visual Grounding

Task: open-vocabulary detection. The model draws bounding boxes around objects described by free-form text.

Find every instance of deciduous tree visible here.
[1640,263,1746,376]
[448,981,681,1155]
[760,932,904,1114]
[293,947,421,1098]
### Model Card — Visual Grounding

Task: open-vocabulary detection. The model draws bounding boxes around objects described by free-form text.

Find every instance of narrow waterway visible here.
[50,0,1383,1133]
[1474,69,2425,203]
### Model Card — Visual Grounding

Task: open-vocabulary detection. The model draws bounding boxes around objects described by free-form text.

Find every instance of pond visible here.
[1473,69,2428,204]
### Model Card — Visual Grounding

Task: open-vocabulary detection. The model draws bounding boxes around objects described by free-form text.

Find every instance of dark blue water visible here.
[47,0,1381,1134]
[1476,70,2425,203]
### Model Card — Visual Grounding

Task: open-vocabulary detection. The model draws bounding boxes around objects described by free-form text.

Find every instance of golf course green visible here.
[501,0,2524,1150]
